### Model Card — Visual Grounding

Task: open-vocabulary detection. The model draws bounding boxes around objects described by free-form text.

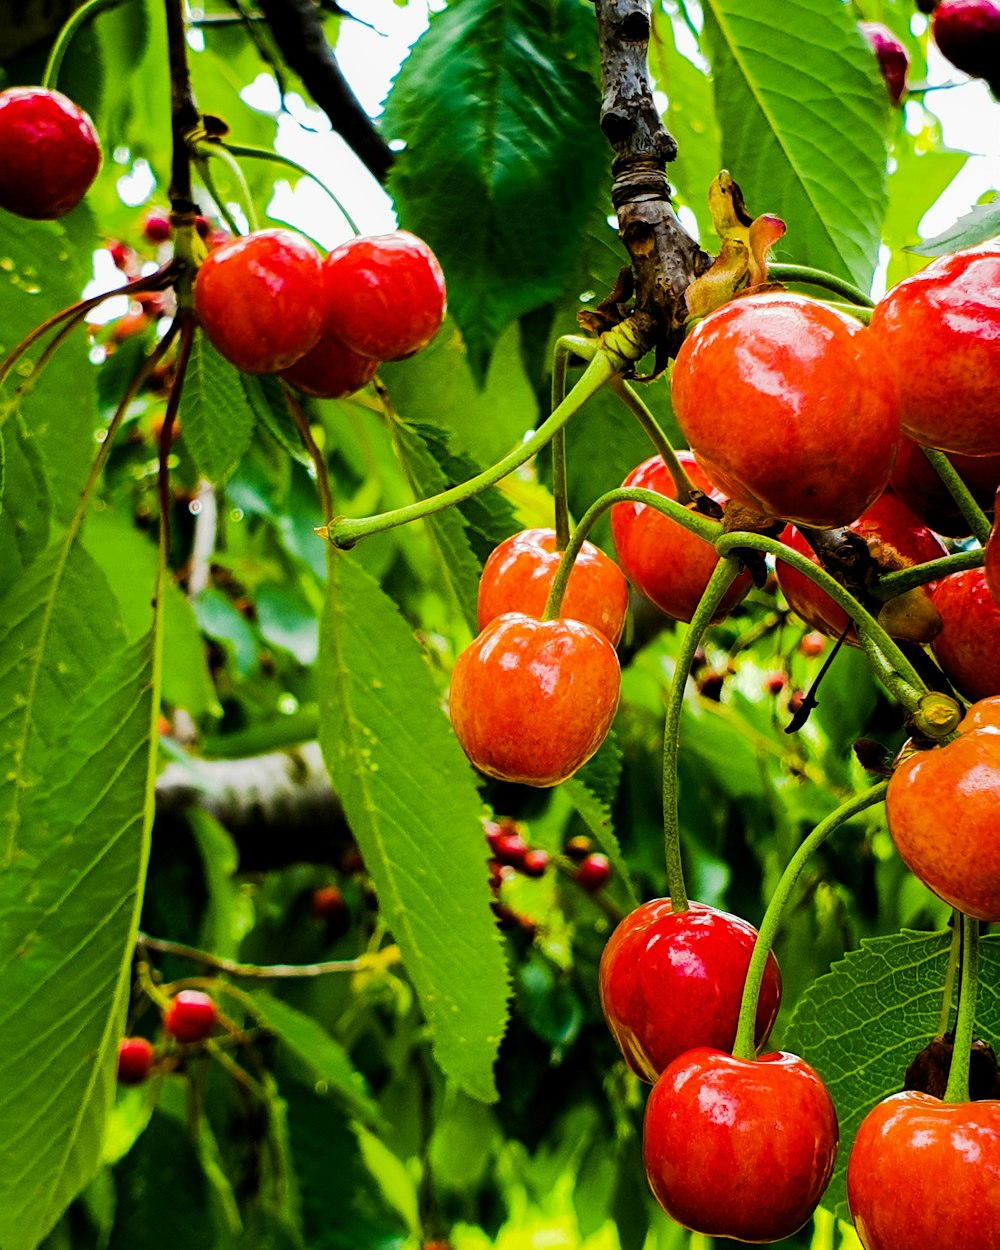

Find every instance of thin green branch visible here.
[875,547,985,600]
[137,932,364,977]
[921,447,993,547]
[768,263,875,308]
[610,377,698,503]
[43,0,127,87]
[943,915,981,1104]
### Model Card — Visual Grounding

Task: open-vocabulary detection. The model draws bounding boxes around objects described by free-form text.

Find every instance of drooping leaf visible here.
[908,195,1000,258]
[383,0,607,380]
[784,929,1000,1223]
[318,550,510,1101]
[179,332,257,483]
[702,0,890,289]
[0,547,156,1250]
[248,989,380,1125]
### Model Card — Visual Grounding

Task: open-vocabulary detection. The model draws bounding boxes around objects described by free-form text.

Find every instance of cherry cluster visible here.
[116,989,219,1086]
[194,227,446,399]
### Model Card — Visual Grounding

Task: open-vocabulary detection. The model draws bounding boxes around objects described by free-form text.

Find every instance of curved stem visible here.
[282,383,334,519]
[768,263,875,308]
[192,142,259,232]
[662,558,743,911]
[157,317,195,554]
[137,932,364,977]
[43,0,126,87]
[716,531,928,711]
[610,378,698,504]
[921,447,993,547]
[325,347,623,548]
[943,914,980,1104]
[192,154,245,237]
[224,142,361,236]
[874,547,984,600]
[731,782,889,1060]
[551,342,571,549]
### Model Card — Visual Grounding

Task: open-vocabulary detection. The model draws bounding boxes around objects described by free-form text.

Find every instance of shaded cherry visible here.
[142,210,172,244]
[575,852,612,893]
[861,21,910,104]
[521,848,550,877]
[478,528,628,644]
[117,1037,154,1085]
[279,332,378,399]
[987,502,1000,609]
[932,0,1000,94]
[163,989,219,1043]
[643,1048,838,1242]
[0,87,101,219]
[890,434,1000,537]
[599,898,782,1082]
[930,568,1000,701]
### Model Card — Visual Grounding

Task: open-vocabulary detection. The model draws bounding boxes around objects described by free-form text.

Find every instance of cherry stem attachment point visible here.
[731,781,889,1061]
[920,447,993,547]
[943,913,980,1104]
[610,378,698,504]
[661,558,743,913]
[767,263,875,308]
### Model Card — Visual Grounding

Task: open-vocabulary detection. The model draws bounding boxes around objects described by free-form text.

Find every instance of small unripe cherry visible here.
[310,884,350,932]
[521,848,550,877]
[142,210,172,244]
[860,21,910,104]
[117,1036,154,1085]
[575,853,612,892]
[490,832,528,868]
[163,989,218,1043]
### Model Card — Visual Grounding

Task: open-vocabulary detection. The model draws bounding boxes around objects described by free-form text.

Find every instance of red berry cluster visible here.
[194,228,447,398]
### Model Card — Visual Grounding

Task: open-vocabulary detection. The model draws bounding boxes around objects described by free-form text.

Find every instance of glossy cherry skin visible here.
[322,231,446,361]
[163,990,219,1043]
[886,697,1000,921]
[869,245,1000,456]
[0,87,101,219]
[930,568,1000,702]
[193,229,324,374]
[672,292,899,528]
[776,491,947,643]
[116,1037,154,1085]
[987,504,1000,609]
[932,0,1000,94]
[478,528,628,644]
[610,452,752,623]
[279,331,378,399]
[860,21,909,104]
[847,1091,1000,1250]
[890,434,1000,537]
[599,899,782,1083]
[449,612,620,788]
[643,1048,839,1242]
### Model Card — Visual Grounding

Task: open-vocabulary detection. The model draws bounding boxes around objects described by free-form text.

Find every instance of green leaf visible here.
[702,0,890,289]
[180,333,258,483]
[318,551,510,1101]
[908,195,1000,257]
[0,551,155,1250]
[0,414,52,598]
[784,930,1000,1223]
[242,374,311,468]
[383,0,607,379]
[563,732,638,906]
[248,990,380,1125]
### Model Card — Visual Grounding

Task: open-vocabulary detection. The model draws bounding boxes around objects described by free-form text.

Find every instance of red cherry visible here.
[108,240,132,271]
[610,452,752,623]
[0,87,101,219]
[521,848,550,877]
[847,1090,1000,1250]
[489,831,528,868]
[142,210,172,244]
[776,491,947,643]
[671,292,900,528]
[193,229,324,374]
[478,528,628,644]
[987,504,1000,609]
[279,332,378,399]
[860,21,910,104]
[449,614,620,788]
[890,434,1000,537]
[321,231,446,361]
[599,899,782,1082]
[930,568,1000,701]
[574,852,612,892]
[163,989,219,1043]
[869,245,1000,456]
[799,630,827,658]
[765,671,787,694]
[932,0,1000,94]
[310,883,350,929]
[116,1036,154,1085]
[886,697,1000,921]
[643,1048,838,1242]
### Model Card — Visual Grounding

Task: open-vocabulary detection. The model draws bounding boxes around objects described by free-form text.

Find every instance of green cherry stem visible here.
[551,341,571,550]
[921,447,993,547]
[731,781,889,1061]
[223,142,362,235]
[937,917,963,1038]
[874,547,985,600]
[43,0,126,88]
[325,344,629,549]
[609,378,699,504]
[192,141,259,232]
[818,301,873,325]
[715,531,927,711]
[661,557,743,912]
[767,263,875,308]
[943,914,981,1104]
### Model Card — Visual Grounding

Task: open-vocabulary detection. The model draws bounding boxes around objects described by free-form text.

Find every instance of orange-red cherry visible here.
[886,696,1000,921]
[194,229,324,374]
[322,231,446,361]
[671,292,899,527]
[116,1036,154,1085]
[643,1048,838,1242]
[163,989,219,1043]
[0,87,102,219]
[930,568,1000,702]
[279,332,378,399]
[610,452,752,623]
[449,613,620,787]
[477,528,628,644]
[869,245,1000,456]
[847,1091,1000,1250]
[890,434,1000,537]
[599,899,782,1082]
[987,500,1000,609]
